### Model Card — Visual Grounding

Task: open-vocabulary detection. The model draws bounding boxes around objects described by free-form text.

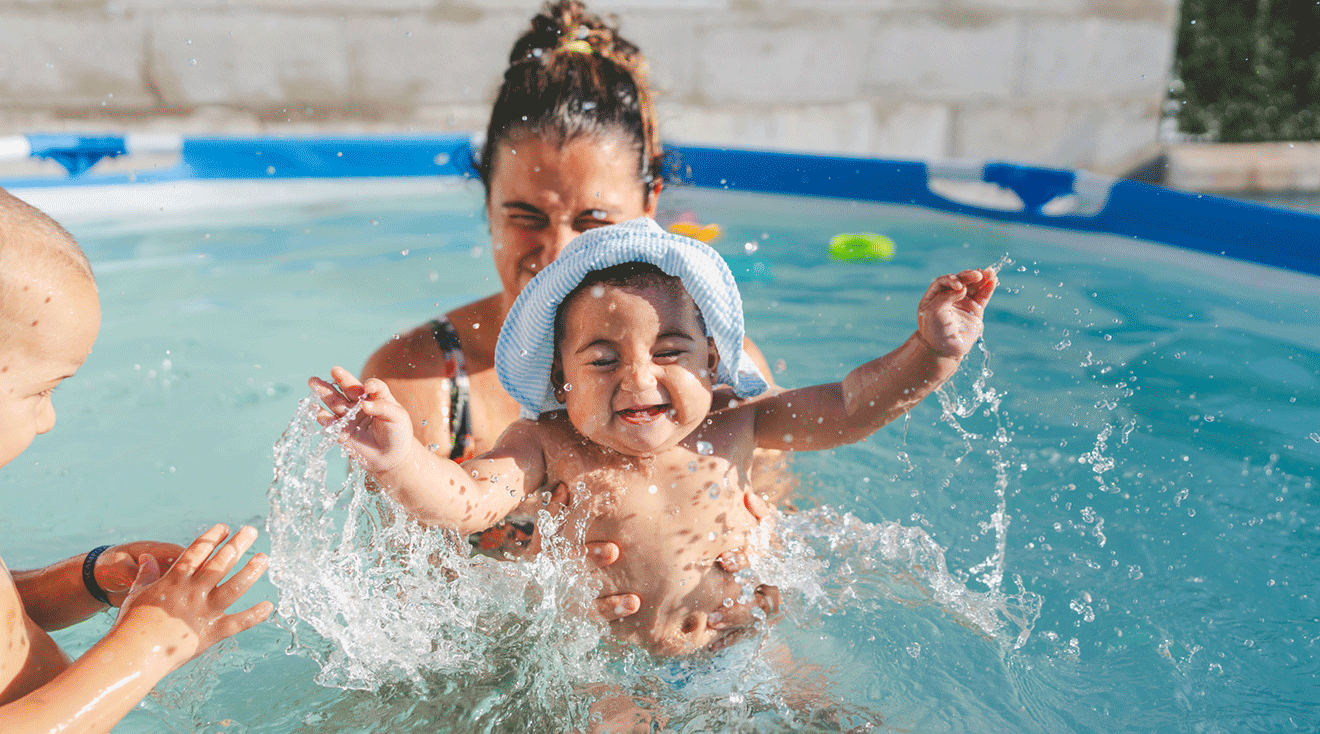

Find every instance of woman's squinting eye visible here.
[576,210,613,229]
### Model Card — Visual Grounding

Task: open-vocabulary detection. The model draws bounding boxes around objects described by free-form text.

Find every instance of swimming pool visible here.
[3,142,1318,732]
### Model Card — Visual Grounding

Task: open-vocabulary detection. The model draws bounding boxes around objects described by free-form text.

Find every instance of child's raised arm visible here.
[0,525,270,734]
[310,367,546,536]
[752,268,996,451]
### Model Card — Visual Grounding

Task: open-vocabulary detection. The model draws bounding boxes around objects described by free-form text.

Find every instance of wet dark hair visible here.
[553,262,704,353]
[478,0,662,199]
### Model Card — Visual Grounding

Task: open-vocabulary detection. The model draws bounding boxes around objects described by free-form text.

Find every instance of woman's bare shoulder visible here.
[361,322,448,382]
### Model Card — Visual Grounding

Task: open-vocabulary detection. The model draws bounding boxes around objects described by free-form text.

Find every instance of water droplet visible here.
[687,461,698,473]
[519,349,529,357]
[427,443,440,452]
[744,241,759,254]
[563,383,572,392]
[696,440,713,455]
[188,58,197,66]
[400,249,409,256]
[707,482,720,499]
[774,359,787,374]
[647,484,658,494]
[590,285,605,298]
[576,482,586,491]
[582,101,596,111]
[782,433,794,443]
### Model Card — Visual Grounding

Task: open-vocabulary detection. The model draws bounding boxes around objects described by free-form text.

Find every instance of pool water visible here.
[4,179,1318,732]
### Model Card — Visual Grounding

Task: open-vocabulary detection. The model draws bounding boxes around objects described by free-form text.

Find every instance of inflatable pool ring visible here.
[668,221,722,243]
[829,232,895,262]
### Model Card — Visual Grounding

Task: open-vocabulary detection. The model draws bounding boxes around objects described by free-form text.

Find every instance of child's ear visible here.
[707,337,720,375]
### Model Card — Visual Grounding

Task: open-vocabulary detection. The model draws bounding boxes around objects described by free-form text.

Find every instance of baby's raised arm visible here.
[752,268,996,451]
[311,367,545,536]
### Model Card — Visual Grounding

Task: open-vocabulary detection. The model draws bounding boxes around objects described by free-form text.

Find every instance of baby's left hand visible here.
[95,541,184,607]
[916,267,997,359]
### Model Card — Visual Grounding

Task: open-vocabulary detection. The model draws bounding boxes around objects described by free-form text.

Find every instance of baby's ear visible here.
[551,360,567,403]
[707,337,720,374]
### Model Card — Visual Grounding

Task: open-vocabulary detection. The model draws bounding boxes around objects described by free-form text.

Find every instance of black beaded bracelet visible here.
[82,545,112,605]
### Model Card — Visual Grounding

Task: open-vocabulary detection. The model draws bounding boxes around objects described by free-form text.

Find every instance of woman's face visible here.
[486,134,658,305]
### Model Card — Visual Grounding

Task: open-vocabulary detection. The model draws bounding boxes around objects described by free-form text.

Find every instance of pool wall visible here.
[3,133,1318,278]
[0,1,1178,172]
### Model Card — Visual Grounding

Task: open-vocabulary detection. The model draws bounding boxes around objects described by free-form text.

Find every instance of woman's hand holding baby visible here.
[915,267,997,359]
[310,366,419,474]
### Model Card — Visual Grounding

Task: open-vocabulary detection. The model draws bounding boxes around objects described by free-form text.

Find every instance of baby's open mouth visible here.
[617,405,669,424]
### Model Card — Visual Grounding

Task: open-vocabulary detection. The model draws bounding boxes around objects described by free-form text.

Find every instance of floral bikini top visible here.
[428,317,476,463]
[430,317,533,554]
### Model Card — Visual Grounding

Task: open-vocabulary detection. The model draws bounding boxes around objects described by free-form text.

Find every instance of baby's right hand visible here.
[309,366,415,473]
[112,524,272,673]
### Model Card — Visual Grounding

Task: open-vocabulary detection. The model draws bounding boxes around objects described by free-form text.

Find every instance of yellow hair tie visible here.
[559,39,592,54]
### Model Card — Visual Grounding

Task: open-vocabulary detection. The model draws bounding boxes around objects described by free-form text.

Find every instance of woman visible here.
[362,0,778,611]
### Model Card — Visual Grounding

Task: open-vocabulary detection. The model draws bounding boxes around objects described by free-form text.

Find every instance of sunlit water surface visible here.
[4,179,1317,733]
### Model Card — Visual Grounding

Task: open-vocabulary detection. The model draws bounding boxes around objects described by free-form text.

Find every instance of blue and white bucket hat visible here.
[496,217,769,419]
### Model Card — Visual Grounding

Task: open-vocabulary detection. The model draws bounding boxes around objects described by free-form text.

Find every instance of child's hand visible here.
[309,366,416,474]
[916,267,997,359]
[94,541,185,607]
[112,524,272,673]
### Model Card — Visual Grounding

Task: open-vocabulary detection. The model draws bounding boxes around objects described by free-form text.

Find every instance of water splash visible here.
[266,394,1038,729]
[756,506,1041,651]
[267,395,621,727]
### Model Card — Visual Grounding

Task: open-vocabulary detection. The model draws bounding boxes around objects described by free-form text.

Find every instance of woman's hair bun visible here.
[511,0,641,72]
[479,0,662,194]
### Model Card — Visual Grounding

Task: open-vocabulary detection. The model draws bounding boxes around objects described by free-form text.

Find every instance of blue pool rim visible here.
[3,133,1318,278]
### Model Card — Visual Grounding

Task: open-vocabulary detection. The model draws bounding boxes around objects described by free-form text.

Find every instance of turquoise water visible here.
[3,180,1317,732]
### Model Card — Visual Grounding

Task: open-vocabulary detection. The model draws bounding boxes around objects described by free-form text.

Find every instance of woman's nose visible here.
[537,224,578,271]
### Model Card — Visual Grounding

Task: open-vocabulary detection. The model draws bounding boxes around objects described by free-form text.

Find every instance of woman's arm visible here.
[12,541,182,630]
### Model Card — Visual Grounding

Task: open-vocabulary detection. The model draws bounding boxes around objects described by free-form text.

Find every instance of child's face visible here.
[554,279,716,456]
[0,270,99,468]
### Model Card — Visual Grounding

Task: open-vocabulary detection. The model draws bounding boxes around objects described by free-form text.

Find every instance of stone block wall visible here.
[0,0,1180,172]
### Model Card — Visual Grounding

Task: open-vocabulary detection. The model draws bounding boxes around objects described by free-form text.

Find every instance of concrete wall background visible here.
[0,0,1180,173]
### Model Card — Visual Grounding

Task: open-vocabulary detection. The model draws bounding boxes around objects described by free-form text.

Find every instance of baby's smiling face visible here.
[553,277,717,458]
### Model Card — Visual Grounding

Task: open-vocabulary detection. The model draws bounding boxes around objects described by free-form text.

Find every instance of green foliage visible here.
[1172,0,1320,142]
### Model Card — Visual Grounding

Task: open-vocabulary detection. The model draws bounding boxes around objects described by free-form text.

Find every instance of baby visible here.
[0,186,272,731]
[312,217,995,656]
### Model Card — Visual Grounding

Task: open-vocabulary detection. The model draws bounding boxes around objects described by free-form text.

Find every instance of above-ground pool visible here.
[2,139,1318,732]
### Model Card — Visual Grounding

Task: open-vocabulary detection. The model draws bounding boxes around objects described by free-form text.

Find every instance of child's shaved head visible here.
[0,187,91,276]
[0,187,96,351]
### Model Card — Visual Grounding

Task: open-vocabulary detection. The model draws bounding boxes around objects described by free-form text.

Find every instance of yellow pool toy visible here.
[668,221,722,243]
[829,232,895,262]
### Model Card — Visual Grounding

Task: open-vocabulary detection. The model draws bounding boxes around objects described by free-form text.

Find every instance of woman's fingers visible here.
[586,541,621,567]
[716,548,748,573]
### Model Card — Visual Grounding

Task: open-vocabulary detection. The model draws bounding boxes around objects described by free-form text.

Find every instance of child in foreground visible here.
[0,187,272,732]
[312,217,996,656]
